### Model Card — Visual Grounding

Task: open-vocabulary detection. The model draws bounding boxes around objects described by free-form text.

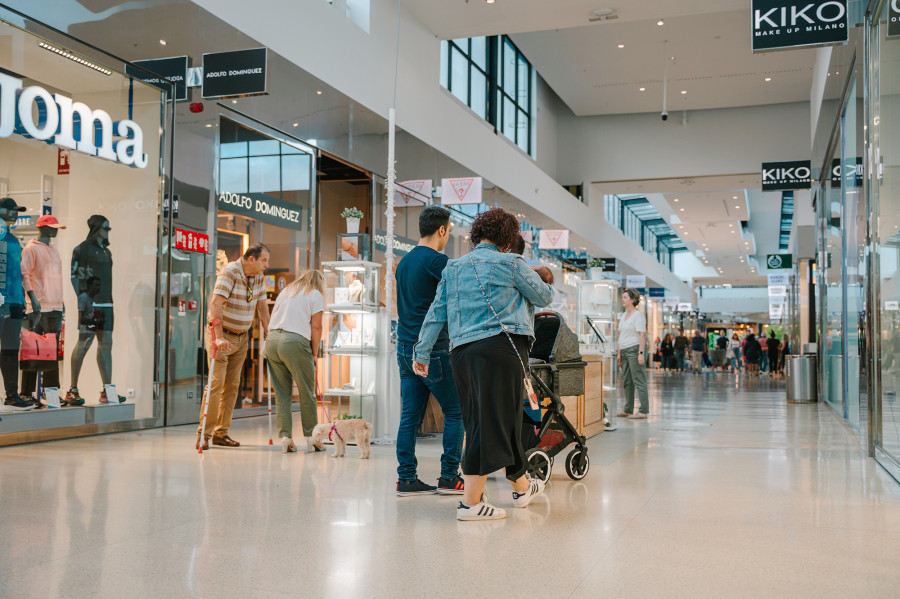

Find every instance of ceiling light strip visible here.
[39,42,112,76]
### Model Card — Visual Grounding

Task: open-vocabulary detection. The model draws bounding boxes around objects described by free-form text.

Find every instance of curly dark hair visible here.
[469,207,520,250]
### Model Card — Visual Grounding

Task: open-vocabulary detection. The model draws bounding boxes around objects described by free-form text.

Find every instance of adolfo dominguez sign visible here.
[218,192,302,230]
[751,1,849,52]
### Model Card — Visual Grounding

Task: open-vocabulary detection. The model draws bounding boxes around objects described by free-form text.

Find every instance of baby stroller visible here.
[522,312,590,482]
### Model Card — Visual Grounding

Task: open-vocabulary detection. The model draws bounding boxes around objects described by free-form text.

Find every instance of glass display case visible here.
[320,261,382,423]
[576,279,621,391]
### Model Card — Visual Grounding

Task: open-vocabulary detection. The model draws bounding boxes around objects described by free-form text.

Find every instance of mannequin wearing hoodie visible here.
[21,216,66,405]
[0,197,33,410]
[68,214,115,404]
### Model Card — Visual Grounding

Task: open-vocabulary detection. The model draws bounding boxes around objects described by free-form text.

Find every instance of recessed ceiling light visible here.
[292,123,299,127]
[681,90,687,94]
[735,205,740,209]
[680,208,685,212]
[617,44,625,48]
[232,99,237,104]
[765,77,772,82]
[729,224,734,227]
[205,123,212,128]
[316,90,323,95]
[639,87,646,91]
[657,19,665,26]
[159,39,167,45]
[733,195,738,199]
[486,0,495,3]
[673,198,679,202]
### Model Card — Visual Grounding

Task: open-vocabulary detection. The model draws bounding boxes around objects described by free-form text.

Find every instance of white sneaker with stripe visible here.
[456,499,507,521]
[512,478,545,508]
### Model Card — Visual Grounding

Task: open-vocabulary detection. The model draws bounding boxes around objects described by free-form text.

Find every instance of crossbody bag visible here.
[468,253,540,410]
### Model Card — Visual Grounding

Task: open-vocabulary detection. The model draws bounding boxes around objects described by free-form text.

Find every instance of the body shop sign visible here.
[0,72,148,168]
[218,192,302,230]
[752,1,848,52]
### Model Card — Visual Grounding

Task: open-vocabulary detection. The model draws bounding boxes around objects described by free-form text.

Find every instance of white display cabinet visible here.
[576,279,621,391]
[321,261,382,424]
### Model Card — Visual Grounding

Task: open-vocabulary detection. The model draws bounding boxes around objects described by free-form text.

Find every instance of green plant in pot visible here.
[341,207,364,234]
[588,257,606,280]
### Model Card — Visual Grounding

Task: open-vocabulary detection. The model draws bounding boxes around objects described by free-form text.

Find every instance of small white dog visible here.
[310,419,373,459]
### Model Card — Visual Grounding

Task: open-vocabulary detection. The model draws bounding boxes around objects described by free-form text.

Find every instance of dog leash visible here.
[314,364,343,441]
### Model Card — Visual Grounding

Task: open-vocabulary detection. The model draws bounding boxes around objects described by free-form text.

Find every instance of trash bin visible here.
[785,355,817,403]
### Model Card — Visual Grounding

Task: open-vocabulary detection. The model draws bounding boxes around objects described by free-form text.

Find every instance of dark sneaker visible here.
[4,394,35,412]
[66,388,85,406]
[99,389,126,404]
[21,394,43,410]
[457,499,506,521]
[437,474,465,495]
[396,478,437,496]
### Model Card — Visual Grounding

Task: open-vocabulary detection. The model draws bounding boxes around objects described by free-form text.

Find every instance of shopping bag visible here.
[20,329,59,371]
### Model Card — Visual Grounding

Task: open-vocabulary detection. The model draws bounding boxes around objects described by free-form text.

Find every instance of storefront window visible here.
[0,20,164,436]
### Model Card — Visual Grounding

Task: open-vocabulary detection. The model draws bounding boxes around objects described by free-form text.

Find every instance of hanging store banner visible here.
[769,304,785,319]
[520,230,533,245]
[126,56,190,101]
[677,303,693,312]
[830,157,864,186]
[217,192,302,230]
[649,287,666,298]
[538,229,570,250]
[761,161,812,191]
[767,253,793,269]
[603,272,623,283]
[751,1,849,52]
[664,297,679,309]
[889,0,900,38]
[602,257,617,272]
[440,177,483,205]
[174,228,210,254]
[202,48,268,99]
[395,180,432,207]
[625,275,647,288]
[767,273,790,286]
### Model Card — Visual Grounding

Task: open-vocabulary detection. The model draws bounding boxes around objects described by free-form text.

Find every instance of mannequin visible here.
[69,214,119,404]
[0,197,32,410]
[21,215,67,407]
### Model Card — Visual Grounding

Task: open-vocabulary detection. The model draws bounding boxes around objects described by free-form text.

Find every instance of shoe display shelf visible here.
[0,406,86,434]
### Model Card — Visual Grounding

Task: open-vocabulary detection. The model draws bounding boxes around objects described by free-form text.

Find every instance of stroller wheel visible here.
[526,449,552,483]
[565,448,590,480]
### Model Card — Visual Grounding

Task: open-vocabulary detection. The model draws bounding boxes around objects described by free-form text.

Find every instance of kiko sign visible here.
[0,72,148,168]
[761,160,812,191]
[752,1,848,52]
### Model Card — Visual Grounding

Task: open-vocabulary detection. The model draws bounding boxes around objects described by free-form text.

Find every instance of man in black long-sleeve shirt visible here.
[673,329,689,372]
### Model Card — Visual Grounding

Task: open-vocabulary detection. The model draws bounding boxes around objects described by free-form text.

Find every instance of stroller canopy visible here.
[530,312,582,363]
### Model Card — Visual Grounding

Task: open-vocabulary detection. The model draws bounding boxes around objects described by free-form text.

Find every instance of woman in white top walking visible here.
[617,288,649,419]
[265,269,325,453]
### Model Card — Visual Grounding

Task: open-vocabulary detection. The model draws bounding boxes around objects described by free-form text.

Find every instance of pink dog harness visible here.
[328,422,343,442]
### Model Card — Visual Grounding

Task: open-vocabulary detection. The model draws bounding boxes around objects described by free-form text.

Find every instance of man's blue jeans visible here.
[760,352,769,372]
[396,344,464,482]
[674,350,686,371]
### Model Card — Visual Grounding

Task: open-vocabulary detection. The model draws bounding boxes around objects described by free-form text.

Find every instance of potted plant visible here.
[341,207,364,234]
[588,257,606,280]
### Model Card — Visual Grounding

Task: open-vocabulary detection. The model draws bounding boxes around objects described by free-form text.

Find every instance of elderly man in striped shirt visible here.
[197,243,270,450]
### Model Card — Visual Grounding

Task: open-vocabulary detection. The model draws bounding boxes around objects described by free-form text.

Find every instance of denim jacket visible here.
[413,243,554,364]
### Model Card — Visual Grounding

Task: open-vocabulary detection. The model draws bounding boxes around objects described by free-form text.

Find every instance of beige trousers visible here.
[198,329,249,438]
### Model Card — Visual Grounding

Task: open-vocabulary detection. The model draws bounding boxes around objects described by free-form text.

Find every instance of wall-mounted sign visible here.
[767,253,793,269]
[889,0,900,38]
[374,229,417,256]
[520,230,533,245]
[57,149,70,175]
[769,304,785,319]
[885,300,900,311]
[538,229,570,250]
[188,301,199,311]
[202,48,268,99]
[217,192,302,230]
[751,0,849,52]
[830,157,864,186]
[768,285,788,297]
[126,56,189,101]
[602,257,617,272]
[677,303,693,312]
[174,228,210,254]
[625,275,647,288]
[664,297,679,309]
[649,287,665,298]
[767,273,790,286]
[0,72,148,168]
[440,176,482,205]
[395,180,432,207]
[761,161,811,191]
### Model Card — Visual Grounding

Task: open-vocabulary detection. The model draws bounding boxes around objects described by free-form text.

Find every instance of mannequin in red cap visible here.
[20,215,68,408]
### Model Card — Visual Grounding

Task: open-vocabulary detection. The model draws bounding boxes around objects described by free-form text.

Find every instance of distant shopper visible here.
[674,329,689,372]
[197,243,270,450]
[265,269,324,453]
[729,333,742,371]
[759,334,769,373]
[413,207,553,521]
[661,333,674,373]
[768,331,781,377]
[780,334,791,372]
[691,330,705,373]
[744,333,761,375]
[616,288,649,419]
[652,336,662,369]
[396,206,464,497]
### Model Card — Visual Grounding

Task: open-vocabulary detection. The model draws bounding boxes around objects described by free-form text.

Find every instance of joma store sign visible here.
[752,1,849,52]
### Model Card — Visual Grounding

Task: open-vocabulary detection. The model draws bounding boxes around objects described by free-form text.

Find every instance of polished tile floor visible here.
[2,371,899,598]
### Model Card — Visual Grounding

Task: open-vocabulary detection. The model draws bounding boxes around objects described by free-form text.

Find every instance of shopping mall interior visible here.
[0,0,898,596]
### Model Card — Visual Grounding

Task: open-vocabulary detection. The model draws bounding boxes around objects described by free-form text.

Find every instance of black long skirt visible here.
[451,333,528,481]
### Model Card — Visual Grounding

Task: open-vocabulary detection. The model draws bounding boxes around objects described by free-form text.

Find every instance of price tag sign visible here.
[104,384,119,404]
[44,387,61,409]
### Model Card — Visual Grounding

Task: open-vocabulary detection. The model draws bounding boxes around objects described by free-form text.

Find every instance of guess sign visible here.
[174,228,210,254]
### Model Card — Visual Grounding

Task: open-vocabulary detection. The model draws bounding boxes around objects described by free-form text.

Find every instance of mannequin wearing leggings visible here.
[0,197,29,410]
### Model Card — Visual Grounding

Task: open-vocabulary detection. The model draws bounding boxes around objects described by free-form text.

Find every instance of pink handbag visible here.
[20,329,59,371]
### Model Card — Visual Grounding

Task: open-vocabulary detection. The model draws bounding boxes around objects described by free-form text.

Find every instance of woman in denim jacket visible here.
[413,208,554,521]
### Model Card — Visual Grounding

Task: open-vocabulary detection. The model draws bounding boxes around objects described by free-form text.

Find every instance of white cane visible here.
[198,319,222,455]
[266,364,274,446]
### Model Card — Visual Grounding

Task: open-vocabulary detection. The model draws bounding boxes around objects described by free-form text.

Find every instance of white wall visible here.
[698,287,770,315]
